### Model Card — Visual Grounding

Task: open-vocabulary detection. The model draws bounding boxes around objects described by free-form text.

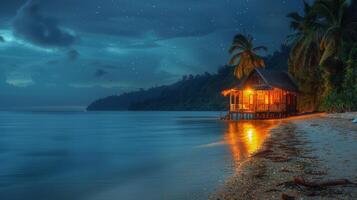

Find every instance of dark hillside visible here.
[87,47,290,111]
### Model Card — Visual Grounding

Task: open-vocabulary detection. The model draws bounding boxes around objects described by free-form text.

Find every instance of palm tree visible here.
[287,1,325,111]
[312,0,357,95]
[287,1,323,74]
[287,0,356,68]
[228,34,267,79]
[314,0,356,66]
[286,0,356,111]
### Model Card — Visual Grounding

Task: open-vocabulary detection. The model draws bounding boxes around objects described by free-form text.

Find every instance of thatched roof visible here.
[237,68,298,92]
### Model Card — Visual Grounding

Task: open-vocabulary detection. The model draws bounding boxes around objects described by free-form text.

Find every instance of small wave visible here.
[197,141,226,148]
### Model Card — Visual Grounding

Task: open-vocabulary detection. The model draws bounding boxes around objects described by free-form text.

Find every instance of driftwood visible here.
[280,193,295,200]
[265,188,281,193]
[293,177,354,188]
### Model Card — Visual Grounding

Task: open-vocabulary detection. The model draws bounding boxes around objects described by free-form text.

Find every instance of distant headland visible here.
[87,46,290,111]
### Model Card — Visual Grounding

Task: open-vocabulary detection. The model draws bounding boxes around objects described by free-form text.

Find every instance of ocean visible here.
[0,111,273,200]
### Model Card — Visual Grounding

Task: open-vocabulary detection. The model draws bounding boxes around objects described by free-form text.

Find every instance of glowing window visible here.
[265,95,269,104]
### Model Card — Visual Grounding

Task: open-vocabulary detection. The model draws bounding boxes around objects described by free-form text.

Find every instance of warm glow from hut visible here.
[243,123,259,154]
[221,68,298,119]
[224,121,278,167]
[244,88,253,94]
[246,128,253,142]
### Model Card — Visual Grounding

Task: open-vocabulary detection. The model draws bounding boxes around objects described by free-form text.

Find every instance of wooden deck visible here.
[222,111,296,120]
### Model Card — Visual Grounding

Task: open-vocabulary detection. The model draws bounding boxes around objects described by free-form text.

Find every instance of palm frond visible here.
[234,64,244,79]
[228,33,267,79]
[228,52,243,65]
[229,45,243,54]
[287,12,303,22]
[314,0,337,23]
[319,40,337,65]
[233,34,249,45]
[253,46,268,52]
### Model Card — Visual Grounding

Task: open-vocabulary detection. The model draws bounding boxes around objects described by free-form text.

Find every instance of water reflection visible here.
[224,120,278,165]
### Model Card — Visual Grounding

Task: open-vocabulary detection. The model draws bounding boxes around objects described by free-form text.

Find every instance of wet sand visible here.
[211,113,357,199]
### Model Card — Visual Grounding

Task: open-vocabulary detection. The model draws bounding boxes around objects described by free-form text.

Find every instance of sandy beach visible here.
[211,113,357,200]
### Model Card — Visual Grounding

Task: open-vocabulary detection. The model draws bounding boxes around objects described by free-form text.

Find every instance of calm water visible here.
[0,111,277,200]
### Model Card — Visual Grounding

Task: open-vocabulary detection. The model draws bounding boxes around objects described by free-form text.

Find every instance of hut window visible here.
[272,90,280,104]
[264,95,269,105]
[257,91,264,105]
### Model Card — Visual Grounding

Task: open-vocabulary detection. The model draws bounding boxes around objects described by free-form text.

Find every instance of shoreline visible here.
[211,113,357,199]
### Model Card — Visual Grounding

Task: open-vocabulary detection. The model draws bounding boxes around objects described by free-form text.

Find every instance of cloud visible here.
[0,0,307,108]
[75,10,223,40]
[67,49,79,61]
[12,0,77,48]
[94,69,108,78]
[5,71,34,87]
[128,41,160,49]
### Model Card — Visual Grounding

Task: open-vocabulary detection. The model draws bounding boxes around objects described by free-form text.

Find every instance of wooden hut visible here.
[222,68,298,120]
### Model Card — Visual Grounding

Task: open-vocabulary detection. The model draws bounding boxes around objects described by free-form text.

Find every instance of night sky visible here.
[0,0,305,109]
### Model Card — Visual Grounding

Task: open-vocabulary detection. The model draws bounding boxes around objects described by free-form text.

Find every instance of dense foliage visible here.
[321,45,357,111]
[88,66,237,111]
[287,0,357,112]
[129,67,237,111]
[87,86,167,111]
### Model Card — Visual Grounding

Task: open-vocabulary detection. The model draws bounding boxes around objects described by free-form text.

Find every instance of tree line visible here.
[228,0,357,112]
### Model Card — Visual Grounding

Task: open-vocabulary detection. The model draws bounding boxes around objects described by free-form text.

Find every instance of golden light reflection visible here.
[224,121,278,166]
